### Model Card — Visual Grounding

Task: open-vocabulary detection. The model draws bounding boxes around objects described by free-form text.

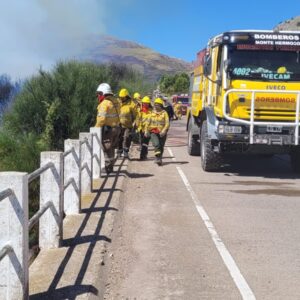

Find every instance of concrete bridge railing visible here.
[0,127,104,300]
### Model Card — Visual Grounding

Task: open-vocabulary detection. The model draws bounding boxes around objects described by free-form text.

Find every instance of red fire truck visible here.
[172,94,190,115]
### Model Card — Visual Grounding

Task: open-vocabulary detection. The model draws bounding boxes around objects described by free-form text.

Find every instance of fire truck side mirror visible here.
[224,59,231,74]
[223,59,231,89]
[204,56,212,76]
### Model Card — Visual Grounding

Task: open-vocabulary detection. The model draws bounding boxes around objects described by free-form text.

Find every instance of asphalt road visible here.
[104,118,300,300]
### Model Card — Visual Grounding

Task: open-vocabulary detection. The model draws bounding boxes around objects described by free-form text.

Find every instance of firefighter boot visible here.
[154,155,162,166]
[123,149,129,159]
[105,164,113,174]
[157,157,162,166]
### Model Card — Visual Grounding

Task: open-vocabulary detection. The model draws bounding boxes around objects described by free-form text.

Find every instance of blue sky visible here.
[0,0,299,79]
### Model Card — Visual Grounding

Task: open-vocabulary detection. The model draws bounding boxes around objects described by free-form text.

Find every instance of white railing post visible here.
[79,133,92,194]
[0,172,29,300]
[64,139,81,215]
[39,152,63,250]
[90,127,102,179]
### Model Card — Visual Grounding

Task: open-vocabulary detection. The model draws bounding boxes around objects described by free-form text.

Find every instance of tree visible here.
[159,72,190,95]
[173,73,190,93]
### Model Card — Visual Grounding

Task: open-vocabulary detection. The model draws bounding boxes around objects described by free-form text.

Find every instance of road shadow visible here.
[218,154,300,179]
[30,160,126,300]
[120,170,154,179]
[104,168,154,179]
[30,285,98,300]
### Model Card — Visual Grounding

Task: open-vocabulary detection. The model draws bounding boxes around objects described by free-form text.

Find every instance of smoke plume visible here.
[0,0,106,79]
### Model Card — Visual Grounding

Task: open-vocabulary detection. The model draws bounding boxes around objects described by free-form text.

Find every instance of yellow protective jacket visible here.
[133,98,141,109]
[174,103,182,115]
[95,96,120,127]
[119,99,137,129]
[136,108,152,132]
[145,110,170,135]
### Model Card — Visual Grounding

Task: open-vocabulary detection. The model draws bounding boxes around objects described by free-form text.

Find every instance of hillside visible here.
[274,15,300,31]
[79,35,192,82]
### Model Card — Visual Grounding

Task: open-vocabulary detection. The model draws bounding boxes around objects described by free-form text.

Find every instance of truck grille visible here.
[246,109,297,119]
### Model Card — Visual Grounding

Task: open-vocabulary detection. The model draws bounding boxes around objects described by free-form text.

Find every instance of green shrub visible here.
[2,61,153,152]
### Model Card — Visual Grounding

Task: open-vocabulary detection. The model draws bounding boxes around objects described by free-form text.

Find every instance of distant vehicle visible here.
[172,94,190,115]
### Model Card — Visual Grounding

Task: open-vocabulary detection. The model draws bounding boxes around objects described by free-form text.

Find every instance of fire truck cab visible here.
[187,30,300,172]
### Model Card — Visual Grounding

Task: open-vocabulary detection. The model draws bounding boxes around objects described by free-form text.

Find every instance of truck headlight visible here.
[218,125,225,134]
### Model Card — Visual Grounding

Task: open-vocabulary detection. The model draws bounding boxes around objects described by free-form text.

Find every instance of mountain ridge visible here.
[274,16,300,31]
[78,35,192,82]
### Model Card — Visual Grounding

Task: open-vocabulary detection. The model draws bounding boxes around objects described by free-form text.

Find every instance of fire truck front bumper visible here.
[215,124,299,145]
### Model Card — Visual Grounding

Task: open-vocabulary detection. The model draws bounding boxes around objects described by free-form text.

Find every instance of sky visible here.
[0,0,299,79]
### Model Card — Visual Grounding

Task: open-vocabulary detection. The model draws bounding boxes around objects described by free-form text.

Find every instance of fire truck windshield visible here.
[177,97,189,104]
[227,46,300,81]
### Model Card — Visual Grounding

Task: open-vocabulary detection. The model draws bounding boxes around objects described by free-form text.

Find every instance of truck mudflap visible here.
[223,89,300,145]
[204,107,219,140]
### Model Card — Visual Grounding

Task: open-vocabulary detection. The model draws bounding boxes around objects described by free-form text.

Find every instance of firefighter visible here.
[133,92,142,108]
[118,88,138,158]
[163,98,174,120]
[95,83,121,174]
[173,101,182,120]
[145,98,170,166]
[136,96,153,160]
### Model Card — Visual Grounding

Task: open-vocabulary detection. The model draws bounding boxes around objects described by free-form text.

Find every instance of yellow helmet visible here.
[134,92,141,99]
[141,96,151,104]
[119,88,129,98]
[154,98,164,105]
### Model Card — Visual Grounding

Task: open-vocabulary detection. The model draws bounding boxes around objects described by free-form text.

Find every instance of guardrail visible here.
[0,127,103,300]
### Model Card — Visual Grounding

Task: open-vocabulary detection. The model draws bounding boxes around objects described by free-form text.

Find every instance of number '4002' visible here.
[232,68,251,76]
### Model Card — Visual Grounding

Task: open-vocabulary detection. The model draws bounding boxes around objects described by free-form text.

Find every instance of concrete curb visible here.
[89,158,131,300]
[101,146,146,300]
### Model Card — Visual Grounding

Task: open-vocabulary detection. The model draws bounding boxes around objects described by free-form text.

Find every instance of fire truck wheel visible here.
[200,120,222,171]
[290,149,300,173]
[187,119,200,156]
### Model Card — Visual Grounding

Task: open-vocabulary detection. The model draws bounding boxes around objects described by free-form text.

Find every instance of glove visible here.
[151,128,160,134]
[160,130,166,137]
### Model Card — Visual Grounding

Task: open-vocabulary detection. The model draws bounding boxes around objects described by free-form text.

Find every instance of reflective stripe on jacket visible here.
[136,109,152,132]
[145,110,170,134]
[95,96,120,127]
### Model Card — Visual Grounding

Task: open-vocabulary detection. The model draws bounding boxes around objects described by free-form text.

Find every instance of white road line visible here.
[167,148,176,162]
[167,147,256,300]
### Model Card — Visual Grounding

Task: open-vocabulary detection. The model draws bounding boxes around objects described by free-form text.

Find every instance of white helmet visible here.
[96,83,113,95]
